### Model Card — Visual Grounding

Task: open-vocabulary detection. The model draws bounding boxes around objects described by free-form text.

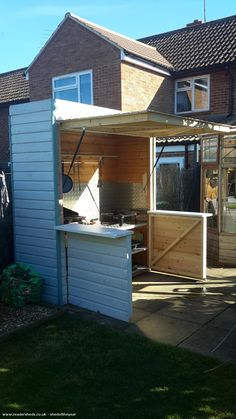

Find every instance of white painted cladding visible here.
[10,99,60,304]
[10,99,133,321]
[64,232,132,321]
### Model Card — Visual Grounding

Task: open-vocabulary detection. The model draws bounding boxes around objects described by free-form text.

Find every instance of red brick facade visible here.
[28,17,235,121]
[175,69,236,121]
[29,18,122,110]
[0,106,10,169]
[121,63,174,113]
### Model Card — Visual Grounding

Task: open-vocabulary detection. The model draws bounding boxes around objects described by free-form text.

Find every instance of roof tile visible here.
[0,68,29,104]
[139,15,236,72]
[68,13,173,70]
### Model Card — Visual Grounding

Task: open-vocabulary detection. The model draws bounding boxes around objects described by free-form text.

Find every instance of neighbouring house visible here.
[0,69,29,270]
[0,68,29,170]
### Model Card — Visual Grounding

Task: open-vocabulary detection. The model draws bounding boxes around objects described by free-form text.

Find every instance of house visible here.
[140,15,236,124]
[1,11,235,294]
[0,68,29,170]
[7,12,236,320]
[0,69,29,270]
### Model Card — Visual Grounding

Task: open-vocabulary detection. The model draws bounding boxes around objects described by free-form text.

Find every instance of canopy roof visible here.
[59,109,234,138]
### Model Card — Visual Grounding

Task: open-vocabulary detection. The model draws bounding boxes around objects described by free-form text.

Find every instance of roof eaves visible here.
[123,51,173,75]
[173,61,236,77]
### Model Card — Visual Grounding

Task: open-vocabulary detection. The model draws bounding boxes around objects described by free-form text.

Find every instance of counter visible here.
[55,223,132,322]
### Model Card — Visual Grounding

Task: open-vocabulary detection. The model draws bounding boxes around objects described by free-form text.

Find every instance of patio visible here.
[129,268,236,363]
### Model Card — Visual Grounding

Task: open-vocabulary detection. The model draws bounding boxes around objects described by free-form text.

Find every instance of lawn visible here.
[0,311,235,419]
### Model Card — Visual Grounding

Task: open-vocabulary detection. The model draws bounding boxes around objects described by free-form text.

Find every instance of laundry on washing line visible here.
[0,171,10,219]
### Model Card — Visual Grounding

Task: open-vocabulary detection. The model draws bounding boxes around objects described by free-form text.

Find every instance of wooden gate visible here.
[149,211,211,279]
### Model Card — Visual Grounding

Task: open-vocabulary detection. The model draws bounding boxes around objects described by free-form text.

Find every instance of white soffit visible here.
[59,109,233,138]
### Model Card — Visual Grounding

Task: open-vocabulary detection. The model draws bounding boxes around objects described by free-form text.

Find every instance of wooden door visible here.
[149,212,208,279]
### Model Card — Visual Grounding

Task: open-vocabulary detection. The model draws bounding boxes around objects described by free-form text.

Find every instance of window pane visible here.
[194,78,209,110]
[80,73,92,104]
[177,80,191,89]
[176,91,192,112]
[54,76,76,88]
[222,135,236,165]
[222,168,236,233]
[54,88,78,102]
[202,136,218,162]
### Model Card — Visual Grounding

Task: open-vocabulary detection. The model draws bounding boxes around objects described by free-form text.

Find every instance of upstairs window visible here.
[175,75,210,114]
[53,71,93,104]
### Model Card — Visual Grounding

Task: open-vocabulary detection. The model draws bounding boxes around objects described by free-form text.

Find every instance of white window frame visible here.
[52,70,93,104]
[175,75,210,114]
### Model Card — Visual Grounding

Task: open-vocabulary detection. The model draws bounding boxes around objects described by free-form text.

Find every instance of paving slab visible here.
[179,323,236,363]
[208,305,236,330]
[131,269,236,363]
[129,312,200,346]
[152,297,228,325]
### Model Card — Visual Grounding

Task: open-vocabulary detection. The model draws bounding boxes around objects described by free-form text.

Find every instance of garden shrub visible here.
[0,263,42,307]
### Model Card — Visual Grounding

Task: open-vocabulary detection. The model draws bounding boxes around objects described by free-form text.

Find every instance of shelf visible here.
[132,247,148,255]
[132,265,149,277]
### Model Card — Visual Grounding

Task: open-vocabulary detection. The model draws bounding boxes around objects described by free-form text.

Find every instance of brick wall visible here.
[0,106,10,169]
[121,62,174,112]
[179,69,235,121]
[29,18,122,110]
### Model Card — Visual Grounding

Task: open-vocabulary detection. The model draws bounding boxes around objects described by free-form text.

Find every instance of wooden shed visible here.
[9,99,234,321]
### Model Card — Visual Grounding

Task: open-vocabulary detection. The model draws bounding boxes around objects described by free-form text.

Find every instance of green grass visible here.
[0,312,235,419]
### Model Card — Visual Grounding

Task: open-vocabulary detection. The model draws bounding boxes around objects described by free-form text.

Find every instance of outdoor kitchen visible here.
[9,99,235,321]
[60,129,150,276]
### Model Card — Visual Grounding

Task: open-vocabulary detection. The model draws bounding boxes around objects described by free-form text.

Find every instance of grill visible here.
[63,207,86,224]
[100,209,148,227]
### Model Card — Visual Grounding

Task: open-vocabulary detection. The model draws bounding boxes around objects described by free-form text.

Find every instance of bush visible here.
[0,263,42,307]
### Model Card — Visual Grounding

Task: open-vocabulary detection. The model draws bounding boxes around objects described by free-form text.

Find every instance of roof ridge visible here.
[0,67,27,77]
[67,12,162,54]
[139,14,236,41]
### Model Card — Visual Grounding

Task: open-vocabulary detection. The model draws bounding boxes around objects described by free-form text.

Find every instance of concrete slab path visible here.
[129,267,236,364]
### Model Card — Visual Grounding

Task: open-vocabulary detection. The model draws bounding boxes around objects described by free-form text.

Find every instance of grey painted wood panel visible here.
[15,209,55,220]
[15,218,55,229]
[10,99,53,115]
[15,199,55,211]
[62,232,132,321]
[15,252,57,269]
[11,110,52,125]
[14,172,54,182]
[14,181,54,191]
[13,162,54,172]
[11,131,53,144]
[12,152,54,163]
[15,235,56,249]
[13,142,53,153]
[11,122,53,135]
[69,259,129,280]
[10,99,60,306]
[68,247,129,269]
[14,190,55,201]
[14,226,56,240]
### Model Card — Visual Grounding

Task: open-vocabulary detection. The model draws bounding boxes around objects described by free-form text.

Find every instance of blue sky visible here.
[0,0,235,73]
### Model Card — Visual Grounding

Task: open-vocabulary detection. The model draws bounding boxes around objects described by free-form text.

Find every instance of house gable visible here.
[28,17,122,110]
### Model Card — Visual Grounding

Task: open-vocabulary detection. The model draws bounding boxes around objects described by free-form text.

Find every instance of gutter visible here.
[121,51,172,77]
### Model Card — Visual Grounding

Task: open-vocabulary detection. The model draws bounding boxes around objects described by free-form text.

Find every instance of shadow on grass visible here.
[0,312,235,418]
